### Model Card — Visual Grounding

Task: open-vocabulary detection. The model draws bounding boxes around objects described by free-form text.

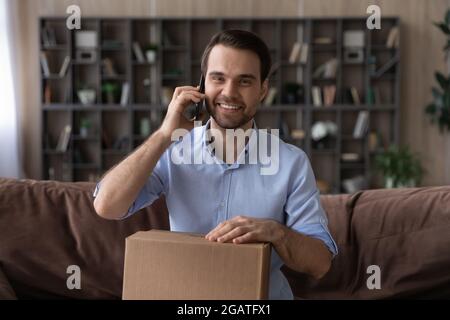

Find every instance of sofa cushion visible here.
[284,186,450,299]
[0,178,169,299]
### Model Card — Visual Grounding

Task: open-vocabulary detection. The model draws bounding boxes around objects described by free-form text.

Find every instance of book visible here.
[42,27,56,47]
[263,87,277,107]
[314,37,333,44]
[132,42,145,62]
[289,42,301,64]
[312,86,322,107]
[120,82,130,106]
[44,84,51,104]
[341,153,361,162]
[56,125,72,152]
[350,87,361,105]
[374,54,399,77]
[40,51,50,77]
[323,85,336,107]
[353,111,369,138]
[102,58,117,76]
[299,43,309,64]
[58,56,71,77]
[386,26,399,48]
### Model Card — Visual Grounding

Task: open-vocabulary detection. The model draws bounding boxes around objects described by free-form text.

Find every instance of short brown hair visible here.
[200,29,272,82]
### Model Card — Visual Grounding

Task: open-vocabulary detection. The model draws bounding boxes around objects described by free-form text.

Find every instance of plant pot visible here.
[146,50,156,64]
[77,89,96,105]
[384,176,395,189]
[106,91,115,104]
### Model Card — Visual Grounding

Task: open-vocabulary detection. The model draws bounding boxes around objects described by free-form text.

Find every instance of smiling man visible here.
[93,30,338,299]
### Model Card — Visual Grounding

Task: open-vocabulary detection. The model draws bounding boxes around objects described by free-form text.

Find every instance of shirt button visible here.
[220,202,225,207]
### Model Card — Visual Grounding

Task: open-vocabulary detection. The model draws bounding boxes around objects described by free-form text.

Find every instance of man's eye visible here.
[212,76,224,82]
[240,79,252,85]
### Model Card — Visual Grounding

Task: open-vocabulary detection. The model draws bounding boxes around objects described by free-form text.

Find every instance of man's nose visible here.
[221,80,239,98]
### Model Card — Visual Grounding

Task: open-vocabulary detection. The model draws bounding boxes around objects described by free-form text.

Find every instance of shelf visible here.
[102,149,128,155]
[311,149,337,155]
[133,61,155,66]
[44,149,70,155]
[370,44,399,51]
[341,135,364,140]
[312,44,337,51]
[41,45,69,50]
[259,105,305,112]
[42,74,64,80]
[340,163,366,169]
[162,46,187,51]
[72,135,100,141]
[72,163,100,169]
[101,75,128,80]
[40,17,400,188]
[72,61,99,65]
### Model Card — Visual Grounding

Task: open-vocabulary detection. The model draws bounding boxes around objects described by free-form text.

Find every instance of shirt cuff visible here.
[295,223,338,258]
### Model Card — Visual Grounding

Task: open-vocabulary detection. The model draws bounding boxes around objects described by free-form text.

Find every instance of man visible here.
[93,30,338,299]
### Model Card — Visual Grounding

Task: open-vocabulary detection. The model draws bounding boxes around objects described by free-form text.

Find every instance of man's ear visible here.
[260,79,269,102]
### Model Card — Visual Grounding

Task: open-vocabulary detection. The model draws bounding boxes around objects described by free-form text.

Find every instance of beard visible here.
[205,96,256,129]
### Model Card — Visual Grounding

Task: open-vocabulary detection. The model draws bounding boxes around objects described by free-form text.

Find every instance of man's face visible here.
[204,44,268,130]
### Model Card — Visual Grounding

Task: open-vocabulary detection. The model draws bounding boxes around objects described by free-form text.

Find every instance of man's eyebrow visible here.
[208,71,257,80]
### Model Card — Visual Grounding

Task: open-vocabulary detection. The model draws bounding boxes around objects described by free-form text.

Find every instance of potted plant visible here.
[101,82,119,104]
[77,84,96,105]
[79,118,92,138]
[425,9,450,132]
[144,43,158,64]
[375,145,424,188]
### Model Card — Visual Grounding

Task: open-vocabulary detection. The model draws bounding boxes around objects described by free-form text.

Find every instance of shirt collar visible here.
[201,118,258,166]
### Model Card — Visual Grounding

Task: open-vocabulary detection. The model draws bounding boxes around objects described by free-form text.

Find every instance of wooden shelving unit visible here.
[39,17,400,193]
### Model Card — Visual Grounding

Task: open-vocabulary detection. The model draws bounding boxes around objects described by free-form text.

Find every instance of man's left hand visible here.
[205,215,284,244]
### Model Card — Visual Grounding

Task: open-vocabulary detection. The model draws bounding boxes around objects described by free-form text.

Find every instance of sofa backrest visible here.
[1,178,449,299]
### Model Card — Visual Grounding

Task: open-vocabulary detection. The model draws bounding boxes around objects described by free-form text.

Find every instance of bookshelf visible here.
[40,17,400,193]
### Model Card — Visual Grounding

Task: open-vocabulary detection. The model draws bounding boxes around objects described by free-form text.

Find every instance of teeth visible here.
[218,103,241,110]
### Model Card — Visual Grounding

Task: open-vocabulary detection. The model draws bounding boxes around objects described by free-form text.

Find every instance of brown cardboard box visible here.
[122,230,271,300]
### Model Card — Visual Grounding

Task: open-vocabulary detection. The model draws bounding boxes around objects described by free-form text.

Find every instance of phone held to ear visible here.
[194,74,205,121]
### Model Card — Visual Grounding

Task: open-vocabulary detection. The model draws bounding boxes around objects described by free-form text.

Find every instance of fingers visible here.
[172,86,203,99]
[206,216,255,243]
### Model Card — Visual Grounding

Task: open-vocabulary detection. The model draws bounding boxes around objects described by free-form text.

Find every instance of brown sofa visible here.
[0,177,449,299]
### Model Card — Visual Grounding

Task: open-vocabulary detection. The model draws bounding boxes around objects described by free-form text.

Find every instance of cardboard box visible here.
[122,230,271,300]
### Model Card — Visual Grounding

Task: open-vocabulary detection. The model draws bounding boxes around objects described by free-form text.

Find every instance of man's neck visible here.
[209,118,253,164]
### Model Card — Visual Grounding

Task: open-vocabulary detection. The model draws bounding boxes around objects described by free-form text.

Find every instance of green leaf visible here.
[435,71,449,89]
[434,22,450,34]
[445,9,450,26]
[432,87,444,108]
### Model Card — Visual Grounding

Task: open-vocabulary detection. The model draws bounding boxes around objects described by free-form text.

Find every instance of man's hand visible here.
[158,86,206,139]
[205,215,284,245]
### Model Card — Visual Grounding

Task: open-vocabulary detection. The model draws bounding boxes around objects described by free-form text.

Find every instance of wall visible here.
[17,0,450,186]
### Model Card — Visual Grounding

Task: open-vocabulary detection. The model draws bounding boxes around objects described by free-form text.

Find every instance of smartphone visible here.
[194,74,205,121]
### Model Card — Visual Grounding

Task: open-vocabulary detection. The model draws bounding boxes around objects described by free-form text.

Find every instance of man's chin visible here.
[211,115,249,130]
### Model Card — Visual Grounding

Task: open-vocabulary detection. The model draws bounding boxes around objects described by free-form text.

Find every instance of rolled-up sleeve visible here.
[93,150,169,220]
[284,152,338,257]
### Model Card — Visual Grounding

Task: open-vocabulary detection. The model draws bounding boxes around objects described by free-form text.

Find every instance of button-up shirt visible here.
[94,119,338,299]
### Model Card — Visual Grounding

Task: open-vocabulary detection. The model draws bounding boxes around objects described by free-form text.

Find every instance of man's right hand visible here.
[158,86,206,140]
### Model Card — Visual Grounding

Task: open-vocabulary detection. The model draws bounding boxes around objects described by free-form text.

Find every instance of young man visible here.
[93,30,338,299]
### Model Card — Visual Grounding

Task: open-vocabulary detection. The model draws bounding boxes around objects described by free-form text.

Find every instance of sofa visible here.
[0,177,449,300]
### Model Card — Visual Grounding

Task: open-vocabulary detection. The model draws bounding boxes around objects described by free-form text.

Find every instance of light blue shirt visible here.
[94,119,338,300]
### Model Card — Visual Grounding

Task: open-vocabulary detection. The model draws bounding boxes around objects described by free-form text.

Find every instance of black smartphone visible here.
[194,74,205,121]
